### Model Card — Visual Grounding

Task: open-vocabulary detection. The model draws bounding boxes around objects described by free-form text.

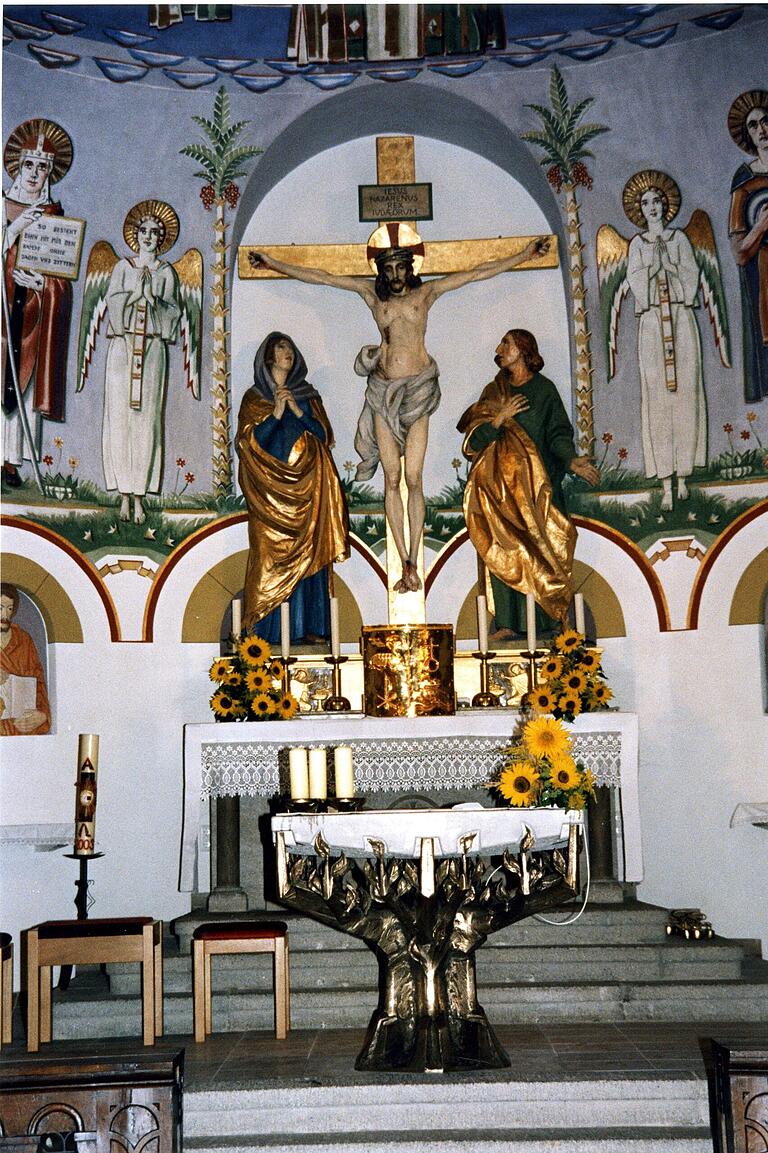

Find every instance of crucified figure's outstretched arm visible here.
[424,236,550,305]
[248,250,377,306]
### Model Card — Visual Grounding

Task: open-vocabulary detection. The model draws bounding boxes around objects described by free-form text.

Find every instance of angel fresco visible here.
[597,171,730,510]
[76,200,202,523]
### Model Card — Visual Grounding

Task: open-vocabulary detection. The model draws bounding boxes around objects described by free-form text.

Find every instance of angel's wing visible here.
[684,209,732,368]
[596,224,630,381]
[172,248,203,399]
[76,240,118,392]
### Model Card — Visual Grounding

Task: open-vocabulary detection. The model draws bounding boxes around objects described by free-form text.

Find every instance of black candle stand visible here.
[59,851,105,990]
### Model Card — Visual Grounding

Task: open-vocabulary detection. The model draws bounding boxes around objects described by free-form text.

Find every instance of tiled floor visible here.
[2,1021,767,1088]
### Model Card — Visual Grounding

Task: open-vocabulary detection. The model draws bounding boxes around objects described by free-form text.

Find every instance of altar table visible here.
[271,805,583,1072]
[180,712,640,892]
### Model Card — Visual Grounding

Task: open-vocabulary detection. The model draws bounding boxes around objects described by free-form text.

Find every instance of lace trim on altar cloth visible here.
[200,732,624,797]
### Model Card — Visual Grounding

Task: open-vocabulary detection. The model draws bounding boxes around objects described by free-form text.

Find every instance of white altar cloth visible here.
[180,712,640,890]
[272,805,583,859]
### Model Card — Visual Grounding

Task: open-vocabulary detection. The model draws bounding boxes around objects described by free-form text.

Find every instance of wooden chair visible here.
[25,917,163,1052]
[0,932,13,1049]
[192,921,290,1042]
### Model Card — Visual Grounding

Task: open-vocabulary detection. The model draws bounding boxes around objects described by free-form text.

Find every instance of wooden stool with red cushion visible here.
[25,917,163,1052]
[0,933,13,1049]
[192,921,290,1042]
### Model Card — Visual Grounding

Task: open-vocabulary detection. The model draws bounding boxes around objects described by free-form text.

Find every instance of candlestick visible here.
[289,747,309,800]
[308,748,327,799]
[279,655,297,696]
[231,596,242,638]
[74,734,99,856]
[330,596,340,659]
[471,651,500,708]
[574,592,586,636]
[280,602,291,660]
[334,746,354,798]
[323,655,351,712]
[476,594,488,654]
[526,593,537,652]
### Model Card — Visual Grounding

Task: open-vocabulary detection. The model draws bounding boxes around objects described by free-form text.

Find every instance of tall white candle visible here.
[574,593,586,636]
[330,596,340,659]
[280,602,290,660]
[476,594,488,654]
[334,746,354,798]
[288,747,309,800]
[308,748,327,799]
[231,596,242,638]
[526,593,537,652]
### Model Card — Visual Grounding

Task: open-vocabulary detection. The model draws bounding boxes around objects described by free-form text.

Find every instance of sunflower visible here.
[582,767,597,794]
[268,661,283,680]
[245,668,271,693]
[578,651,599,671]
[276,693,299,720]
[251,692,277,717]
[563,670,587,693]
[498,762,540,806]
[529,685,558,713]
[238,635,272,666]
[558,693,582,717]
[549,756,581,791]
[211,688,238,718]
[224,670,243,687]
[540,656,563,679]
[591,683,613,704]
[523,715,572,759]
[209,658,232,683]
[568,791,586,809]
[555,628,583,653]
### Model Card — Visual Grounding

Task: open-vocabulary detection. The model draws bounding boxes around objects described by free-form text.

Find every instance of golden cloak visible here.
[458,374,576,622]
[236,390,350,628]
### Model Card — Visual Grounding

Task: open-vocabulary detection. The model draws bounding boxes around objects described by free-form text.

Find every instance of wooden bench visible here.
[25,918,163,1051]
[192,921,290,1042]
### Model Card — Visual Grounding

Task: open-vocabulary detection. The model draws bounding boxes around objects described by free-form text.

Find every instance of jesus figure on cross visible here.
[249,225,549,593]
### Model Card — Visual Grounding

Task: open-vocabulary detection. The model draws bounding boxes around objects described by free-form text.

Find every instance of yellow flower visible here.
[563,670,587,693]
[582,768,597,795]
[591,683,613,705]
[568,791,586,810]
[558,693,582,717]
[276,693,298,719]
[224,670,243,687]
[245,668,271,693]
[540,656,563,679]
[209,658,232,683]
[499,762,540,806]
[524,715,571,759]
[549,757,580,791]
[555,628,583,653]
[238,636,272,666]
[529,685,558,713]
[251,692,277,717]
[578,651,599,671]
[211,688,240,718]
[268,661,283,680]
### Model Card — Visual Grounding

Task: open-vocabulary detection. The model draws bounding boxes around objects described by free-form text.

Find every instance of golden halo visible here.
[366,221,424,275]
[123,200,180,255]
[4,119,73,184]
[622,169,681,228]
[728,89,768,153]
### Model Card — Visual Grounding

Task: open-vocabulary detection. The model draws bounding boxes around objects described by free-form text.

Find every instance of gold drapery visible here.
[236,392,350,628]
[459,389,575,623]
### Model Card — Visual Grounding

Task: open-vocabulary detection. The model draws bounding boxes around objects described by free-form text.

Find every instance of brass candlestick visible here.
[521,649,547,695]
[323,655,350,712]
[280,655,297,695]
[471,651,501,708]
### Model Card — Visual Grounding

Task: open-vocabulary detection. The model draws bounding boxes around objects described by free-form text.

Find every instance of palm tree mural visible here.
[521,65,609,456]
[181,87,262,498]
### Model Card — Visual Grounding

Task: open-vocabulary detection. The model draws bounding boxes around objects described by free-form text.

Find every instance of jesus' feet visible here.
[394,560,422,594]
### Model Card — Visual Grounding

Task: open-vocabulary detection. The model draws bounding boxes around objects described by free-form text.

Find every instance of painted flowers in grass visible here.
[208,635,299,722]
[529,629,613,723]
[490,715,595,811]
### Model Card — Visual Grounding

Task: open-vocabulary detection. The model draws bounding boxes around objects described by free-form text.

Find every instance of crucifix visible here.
[239,135,557,626]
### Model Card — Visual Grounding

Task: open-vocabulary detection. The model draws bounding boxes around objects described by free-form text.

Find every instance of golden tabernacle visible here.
[362,625,455,717]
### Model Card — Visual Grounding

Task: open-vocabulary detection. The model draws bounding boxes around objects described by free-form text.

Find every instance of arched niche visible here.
[729,549,768,626]
[0,554,82,642]
[182,551,363,645]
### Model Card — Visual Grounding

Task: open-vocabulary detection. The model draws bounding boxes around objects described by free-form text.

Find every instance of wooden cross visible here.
[240,136,558,625]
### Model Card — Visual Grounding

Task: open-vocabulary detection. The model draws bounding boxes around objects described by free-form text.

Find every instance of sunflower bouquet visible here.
[527,628,613,723]
[490,714,596,811]
[208,634,299,722]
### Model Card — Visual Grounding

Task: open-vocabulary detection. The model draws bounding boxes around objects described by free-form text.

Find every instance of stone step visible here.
[45,976,768,1041]
[183,1127,714,1153]
[107,940,744,995]
[182,1076,710,1138]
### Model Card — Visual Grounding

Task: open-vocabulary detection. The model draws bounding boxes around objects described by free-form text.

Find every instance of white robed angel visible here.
[76,199,202,523]
[597,170,731,510]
